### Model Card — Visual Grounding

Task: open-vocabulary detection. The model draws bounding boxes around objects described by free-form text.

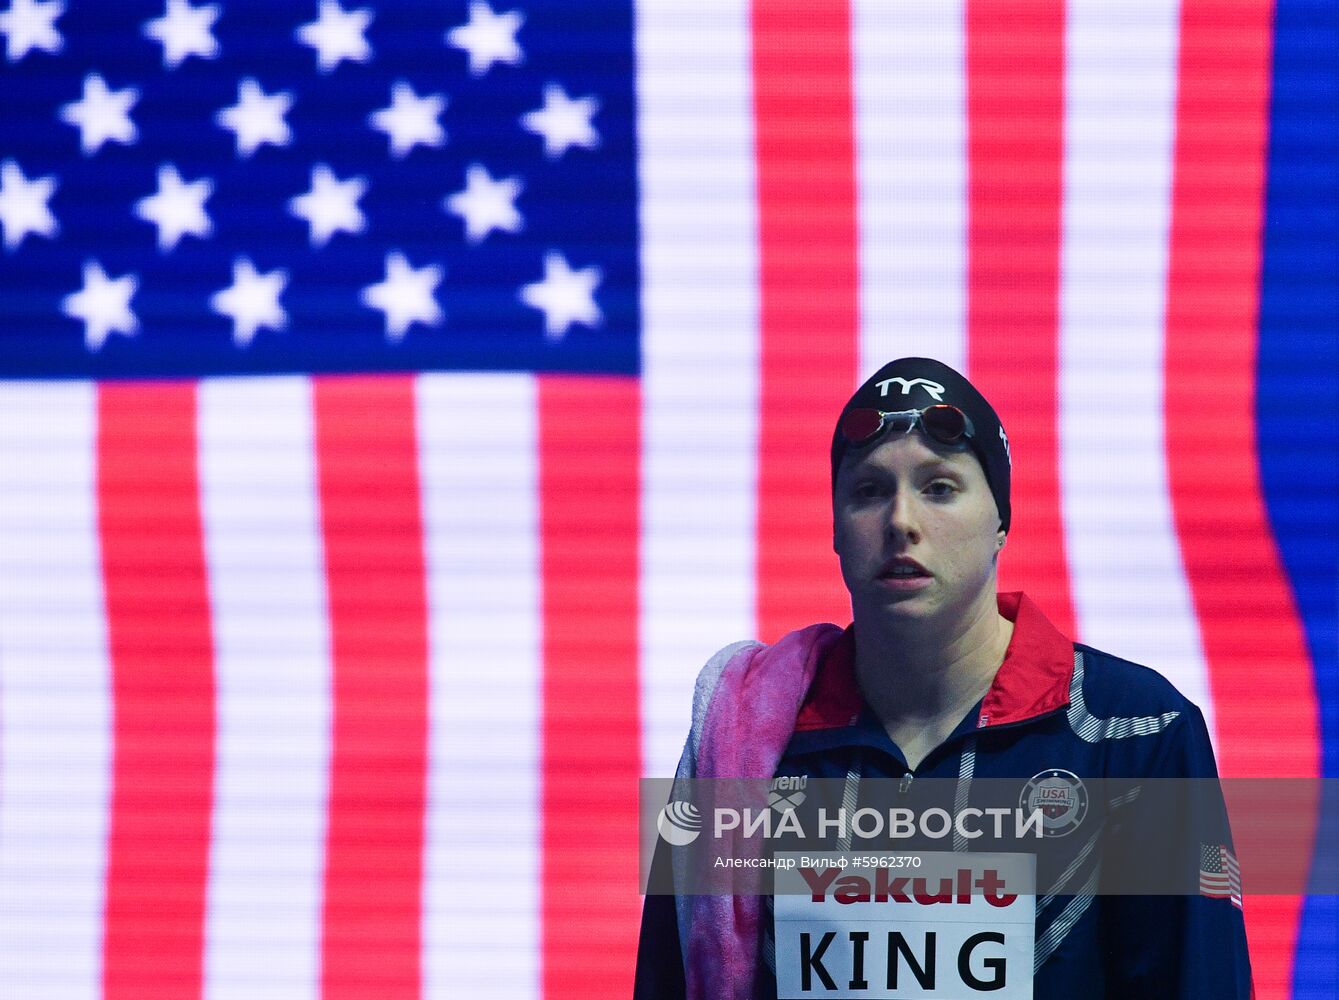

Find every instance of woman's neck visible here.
[852,596,1014,728]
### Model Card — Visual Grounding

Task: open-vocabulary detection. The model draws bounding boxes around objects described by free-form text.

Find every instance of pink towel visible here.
[685,622,845,1000]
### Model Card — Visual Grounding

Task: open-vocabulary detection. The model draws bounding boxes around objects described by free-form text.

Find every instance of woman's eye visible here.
[925,481,956,497]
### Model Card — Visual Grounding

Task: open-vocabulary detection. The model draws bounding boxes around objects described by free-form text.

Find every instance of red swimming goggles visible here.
[839,404,976,448]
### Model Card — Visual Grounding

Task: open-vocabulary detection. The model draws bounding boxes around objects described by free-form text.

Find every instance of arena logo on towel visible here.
[770,775,807,813]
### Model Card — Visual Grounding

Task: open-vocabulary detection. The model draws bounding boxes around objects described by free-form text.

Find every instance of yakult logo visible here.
[800,865,1018,908]
[875,376,946,402]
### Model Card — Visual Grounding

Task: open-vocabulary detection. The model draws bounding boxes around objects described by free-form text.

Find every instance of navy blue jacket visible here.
[635,592,1253,999]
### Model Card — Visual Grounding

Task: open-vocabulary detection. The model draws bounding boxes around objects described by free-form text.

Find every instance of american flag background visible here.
[0,0,1334,998]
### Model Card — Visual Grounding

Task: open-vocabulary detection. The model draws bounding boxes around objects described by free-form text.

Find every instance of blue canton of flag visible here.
[0,0,640,378]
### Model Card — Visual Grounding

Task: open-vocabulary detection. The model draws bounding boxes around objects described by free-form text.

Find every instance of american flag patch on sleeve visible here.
[1199,843,1243,909]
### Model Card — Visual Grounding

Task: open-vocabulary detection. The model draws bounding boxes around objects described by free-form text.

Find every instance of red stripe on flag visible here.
[314,375,429,1000]
[539,376,642,997]
[965,0,1075,637]
[99,383,215,1000]
[1163,1,1318,994]
[752,0,860,641]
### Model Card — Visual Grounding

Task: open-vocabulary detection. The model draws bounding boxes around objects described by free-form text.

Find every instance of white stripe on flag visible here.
[418,373,541,997]
[636,0,760,779]
[1058,0,1217,735]
[199,377,331,1000]
[853,0,968,378]
[0,382,110,1000]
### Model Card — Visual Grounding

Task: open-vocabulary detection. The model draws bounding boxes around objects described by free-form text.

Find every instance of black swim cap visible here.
[830,357,1013,532]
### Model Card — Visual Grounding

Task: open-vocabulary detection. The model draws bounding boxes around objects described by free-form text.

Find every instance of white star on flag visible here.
[446,2,523,77]
[135,163,213,252]
[0,158,58,249]
[210,257,288,347]
[445,162,522,243]
[0,0,64,62]
[288,164,367,247]
[521,82,599,159]
[369,81,446,158]
[361,251,443,341]
[143,0,220,69]
[215,78,293,157]
[62,260,138,351]
[519,250,601,339]
[296,0,372,73]
[60,73,139,156]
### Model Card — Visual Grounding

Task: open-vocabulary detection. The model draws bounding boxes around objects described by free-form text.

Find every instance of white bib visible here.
[773,852,1035,999]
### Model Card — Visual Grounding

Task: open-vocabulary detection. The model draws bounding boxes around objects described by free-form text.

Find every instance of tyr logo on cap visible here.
[876,376,946,401]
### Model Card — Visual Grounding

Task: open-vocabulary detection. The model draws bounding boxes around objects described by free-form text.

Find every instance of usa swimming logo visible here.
[1019,769,1088,837]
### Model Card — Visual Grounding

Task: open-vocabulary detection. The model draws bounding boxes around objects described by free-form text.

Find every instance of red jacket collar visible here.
[794,591,1074,732]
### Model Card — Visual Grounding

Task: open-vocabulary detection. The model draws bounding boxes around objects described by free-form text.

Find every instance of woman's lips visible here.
[876,572,933,592]
[879,555,930,577]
